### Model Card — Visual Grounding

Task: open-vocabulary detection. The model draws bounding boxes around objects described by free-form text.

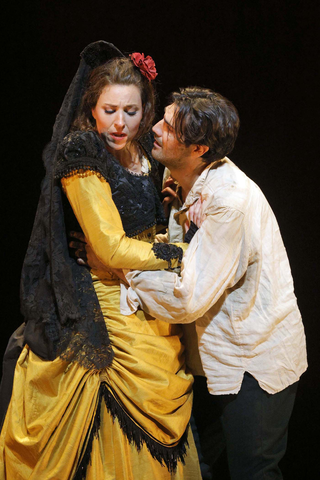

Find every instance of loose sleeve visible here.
[123,207,249,323]
[61,172,184,271]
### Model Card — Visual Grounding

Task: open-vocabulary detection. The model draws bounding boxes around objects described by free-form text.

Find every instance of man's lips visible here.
[153,138,162,148]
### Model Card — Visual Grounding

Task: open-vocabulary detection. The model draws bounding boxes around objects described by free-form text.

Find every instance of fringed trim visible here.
[73,392,103,480]
[55,164,104,180]
[73,382,189,479]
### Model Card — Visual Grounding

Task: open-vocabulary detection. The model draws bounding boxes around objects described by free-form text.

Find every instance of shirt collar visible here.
[176,160,220,209]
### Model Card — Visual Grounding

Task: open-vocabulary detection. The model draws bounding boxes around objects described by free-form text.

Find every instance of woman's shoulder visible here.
[55,130,108,179]
[59,130,106,160]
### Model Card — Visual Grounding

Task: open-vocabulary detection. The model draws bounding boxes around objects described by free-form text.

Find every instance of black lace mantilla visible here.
[21,139,114,368]
[55,130,167,237]
[20,42,126,369]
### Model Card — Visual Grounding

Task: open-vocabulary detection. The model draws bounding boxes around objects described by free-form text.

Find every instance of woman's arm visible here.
[62,172,185,271]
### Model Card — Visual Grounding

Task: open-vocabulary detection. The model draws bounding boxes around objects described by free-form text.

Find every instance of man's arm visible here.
[123,207,248,323]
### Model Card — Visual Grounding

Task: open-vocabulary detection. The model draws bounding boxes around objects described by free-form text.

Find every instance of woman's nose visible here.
[114,111,125,127]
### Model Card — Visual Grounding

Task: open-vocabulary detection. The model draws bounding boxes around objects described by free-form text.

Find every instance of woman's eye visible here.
[104,110,115,114]
[126,111,137,116]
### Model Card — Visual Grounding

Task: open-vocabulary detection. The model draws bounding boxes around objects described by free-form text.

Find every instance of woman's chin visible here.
[102,134,127,151]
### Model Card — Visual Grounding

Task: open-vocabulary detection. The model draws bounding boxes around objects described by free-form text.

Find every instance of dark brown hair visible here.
[170,87,240,162]
[73,57,156,139]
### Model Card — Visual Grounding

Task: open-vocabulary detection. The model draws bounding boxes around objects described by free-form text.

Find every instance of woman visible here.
[0,41,201,479]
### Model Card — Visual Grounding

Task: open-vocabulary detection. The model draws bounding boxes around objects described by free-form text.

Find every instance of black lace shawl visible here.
[20,42,125,368]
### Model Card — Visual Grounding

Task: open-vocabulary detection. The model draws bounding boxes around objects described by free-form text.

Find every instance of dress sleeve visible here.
[61,172,183,271]
[123,207,249,323]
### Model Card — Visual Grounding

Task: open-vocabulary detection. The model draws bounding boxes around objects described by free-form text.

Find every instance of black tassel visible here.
[73,382,189,479]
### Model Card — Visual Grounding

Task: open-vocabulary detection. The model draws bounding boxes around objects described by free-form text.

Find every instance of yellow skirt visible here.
[0,279,201,479]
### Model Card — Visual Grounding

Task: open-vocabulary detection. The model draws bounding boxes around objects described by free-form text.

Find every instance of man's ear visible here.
[193,144,209,157]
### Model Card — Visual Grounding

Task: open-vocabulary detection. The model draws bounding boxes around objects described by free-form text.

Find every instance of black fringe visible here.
[73,391,103,480]
[73,382,189,479]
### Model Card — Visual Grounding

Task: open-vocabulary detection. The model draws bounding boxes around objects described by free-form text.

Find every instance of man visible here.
[119,87,307,479]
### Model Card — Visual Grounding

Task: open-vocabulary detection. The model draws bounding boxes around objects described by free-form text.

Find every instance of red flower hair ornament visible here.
[129,52,158,81]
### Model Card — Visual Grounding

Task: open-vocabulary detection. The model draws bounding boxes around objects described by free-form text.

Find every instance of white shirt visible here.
[121,158,307,395]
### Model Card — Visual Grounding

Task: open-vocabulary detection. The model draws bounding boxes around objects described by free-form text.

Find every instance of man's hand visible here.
[69,231,88,266]
[69,231,105,271]
[69,231,129,284]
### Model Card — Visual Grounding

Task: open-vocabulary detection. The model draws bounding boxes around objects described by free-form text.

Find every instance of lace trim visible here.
[123,154,149,177]
[58,159,149,180]
[132,225,157,242]
[127,220,157,238]
[73,382,189,479]
[59,167,104,180]
[55,164,104,180]
[152,243,183,269]
[184,221,199,244]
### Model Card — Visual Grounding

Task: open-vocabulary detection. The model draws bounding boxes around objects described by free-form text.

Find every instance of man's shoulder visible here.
[203,158,254,212]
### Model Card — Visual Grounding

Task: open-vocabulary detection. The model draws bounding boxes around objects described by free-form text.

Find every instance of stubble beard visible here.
[152,148,182,170]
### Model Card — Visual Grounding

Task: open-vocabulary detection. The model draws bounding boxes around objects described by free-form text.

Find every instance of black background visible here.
[2,1,319,477]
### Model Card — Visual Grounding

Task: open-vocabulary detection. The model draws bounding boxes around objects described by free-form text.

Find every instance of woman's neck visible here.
[108,141,142,174]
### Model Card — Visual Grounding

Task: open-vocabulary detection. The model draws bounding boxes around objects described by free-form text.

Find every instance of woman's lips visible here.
[110,133,127,140]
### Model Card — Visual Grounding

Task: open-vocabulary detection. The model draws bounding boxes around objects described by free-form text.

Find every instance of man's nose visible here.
[152,119,163,136]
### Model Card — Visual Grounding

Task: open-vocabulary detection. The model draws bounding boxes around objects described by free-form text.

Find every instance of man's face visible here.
[152,104,195,169]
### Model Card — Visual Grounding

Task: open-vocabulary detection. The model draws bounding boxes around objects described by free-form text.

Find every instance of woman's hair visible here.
[170,87,240,162]
[73,57,156,139]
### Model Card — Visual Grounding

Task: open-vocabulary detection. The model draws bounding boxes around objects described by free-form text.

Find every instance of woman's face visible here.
[92,84,143,151]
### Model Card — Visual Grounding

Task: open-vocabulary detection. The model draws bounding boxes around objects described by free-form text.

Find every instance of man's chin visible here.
[151,148,162,163]
[151,148,172,168]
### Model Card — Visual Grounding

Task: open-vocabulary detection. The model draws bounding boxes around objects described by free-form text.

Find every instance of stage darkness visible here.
[2,1,319,478]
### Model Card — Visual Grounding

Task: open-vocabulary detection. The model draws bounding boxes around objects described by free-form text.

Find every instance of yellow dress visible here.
[0,172,201,480]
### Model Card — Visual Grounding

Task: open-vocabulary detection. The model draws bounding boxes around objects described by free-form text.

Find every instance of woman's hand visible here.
[161,176,178,218]
[185,196,206,233]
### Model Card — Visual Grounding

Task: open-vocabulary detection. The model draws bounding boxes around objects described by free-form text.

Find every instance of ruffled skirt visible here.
[0,279,201,479]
